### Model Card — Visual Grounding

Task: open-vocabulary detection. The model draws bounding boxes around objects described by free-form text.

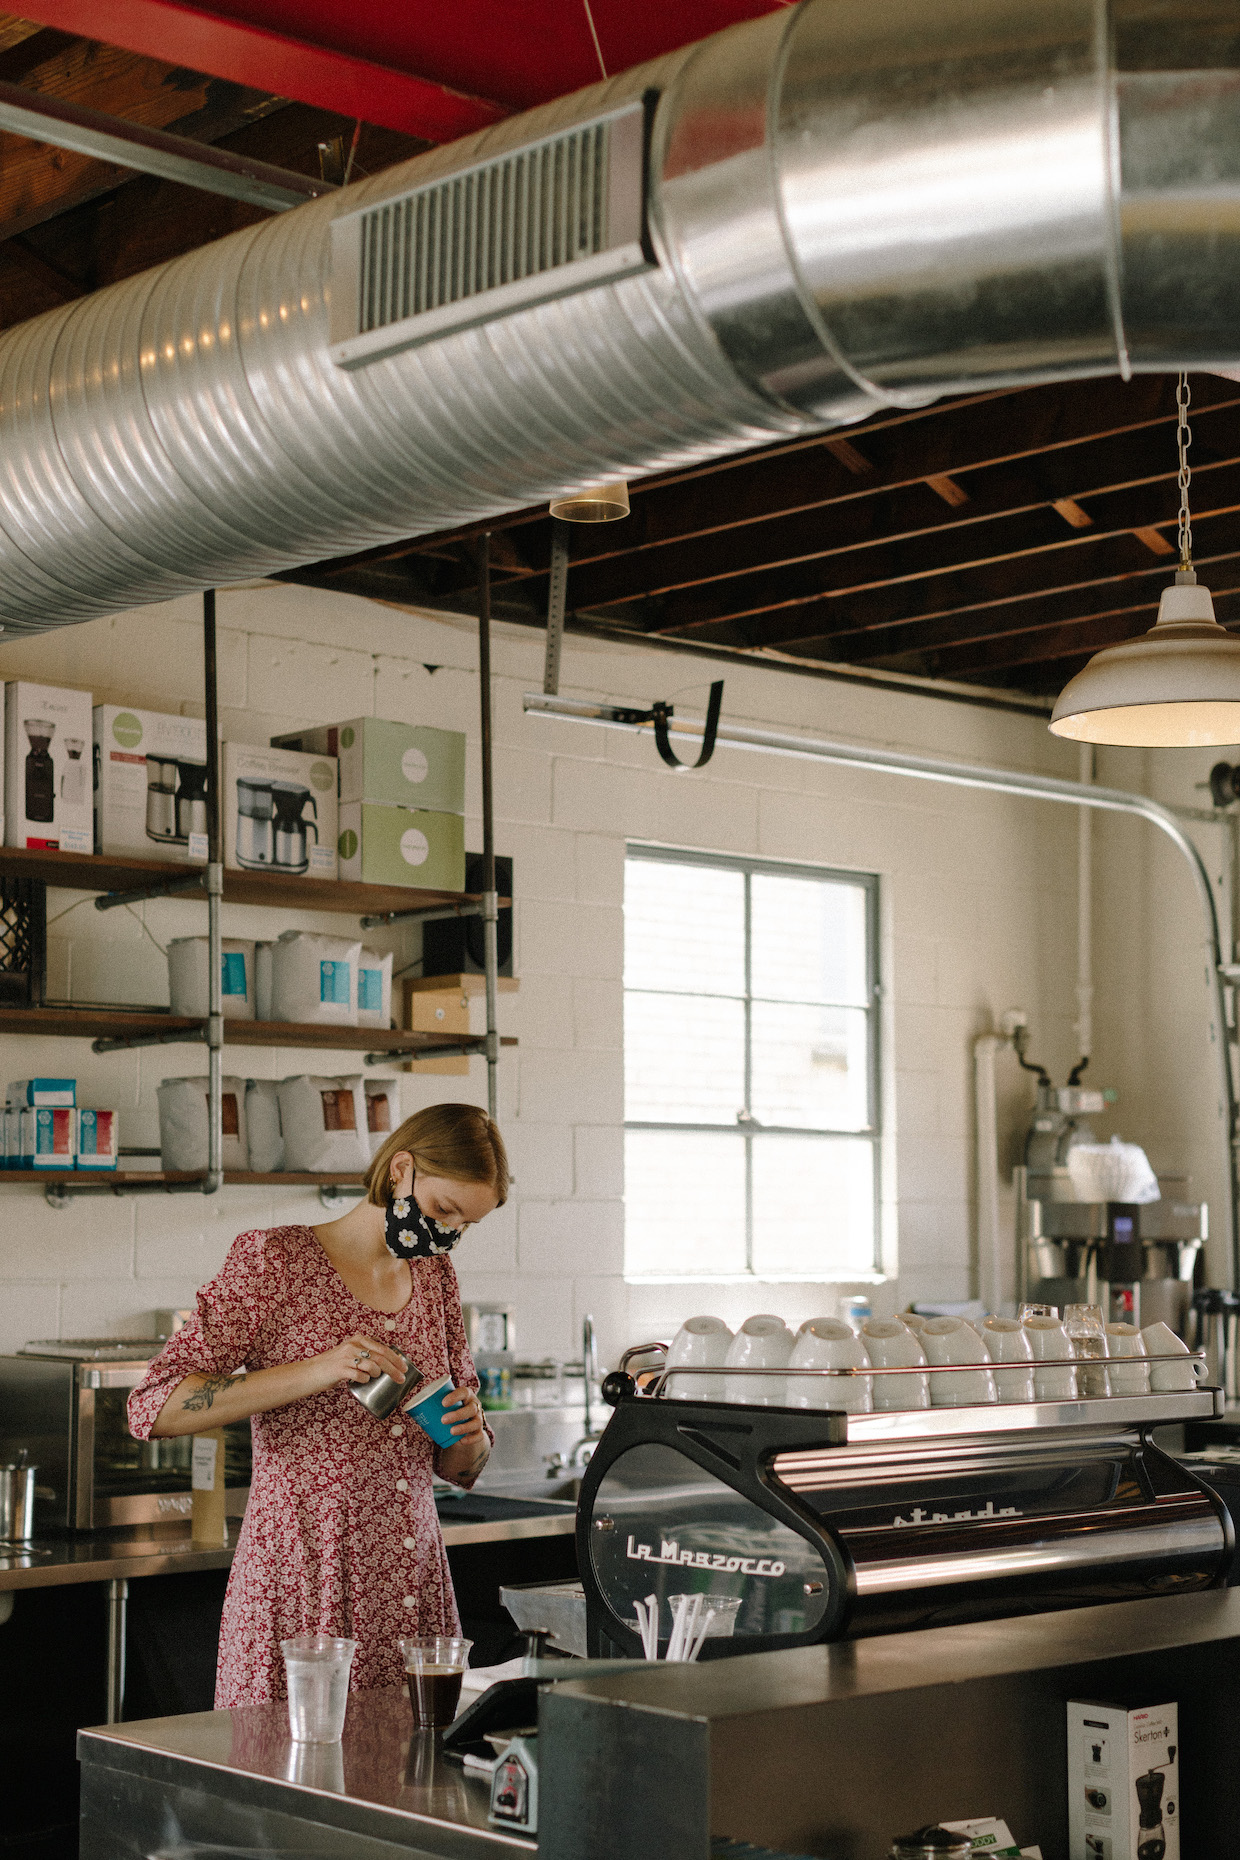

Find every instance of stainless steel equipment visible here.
[144,755,178,842]
[572,1353,1235,1659]
[348,1353,423,1420]
[0,1451,36,1542]
[234,776,274,868]
[0,1341,251,1530]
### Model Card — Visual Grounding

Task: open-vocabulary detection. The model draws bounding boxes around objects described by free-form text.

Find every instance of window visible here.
[623,847,880,1281]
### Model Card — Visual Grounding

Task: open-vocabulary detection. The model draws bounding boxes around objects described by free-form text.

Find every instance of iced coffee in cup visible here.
[400,1634,472,1729]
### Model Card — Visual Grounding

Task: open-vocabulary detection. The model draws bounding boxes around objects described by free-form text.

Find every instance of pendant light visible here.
[548,479,630,522]
[1050,377,1240,747]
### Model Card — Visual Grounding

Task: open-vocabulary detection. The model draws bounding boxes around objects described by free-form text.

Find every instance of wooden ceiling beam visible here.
[925,584,1240,681]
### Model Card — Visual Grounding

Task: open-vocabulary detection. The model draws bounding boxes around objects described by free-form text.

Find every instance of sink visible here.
[478,1476,582,1505]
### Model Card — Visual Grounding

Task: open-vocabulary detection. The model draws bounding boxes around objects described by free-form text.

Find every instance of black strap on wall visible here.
[652,680,724,770]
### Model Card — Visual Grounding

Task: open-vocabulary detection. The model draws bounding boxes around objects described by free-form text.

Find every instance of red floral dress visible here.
[127,1224,488,1708]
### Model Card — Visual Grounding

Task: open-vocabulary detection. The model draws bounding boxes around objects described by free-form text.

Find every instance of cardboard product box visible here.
[337,803,464,892]
[8,1078,75,1107]
[1067,1699,1179,1860]
[77,1109,118,1171]
[273,718,465,815]
[222,743,337,879]
[94,706,209,863]
[23,1105,76,1169]
[403,976,470,1077]
[5,682,92,851]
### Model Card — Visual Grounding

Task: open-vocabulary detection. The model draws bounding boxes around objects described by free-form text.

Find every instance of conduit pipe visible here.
[524,690,1240,1292]
[0,1,1236,629]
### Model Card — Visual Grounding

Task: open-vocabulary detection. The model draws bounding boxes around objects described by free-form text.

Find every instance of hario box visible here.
[1067,1699,1179,1860]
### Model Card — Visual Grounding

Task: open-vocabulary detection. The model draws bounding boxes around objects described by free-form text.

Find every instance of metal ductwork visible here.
[0,0,1237,634]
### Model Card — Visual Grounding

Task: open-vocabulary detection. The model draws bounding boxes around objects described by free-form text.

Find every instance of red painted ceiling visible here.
[12,0,791,137]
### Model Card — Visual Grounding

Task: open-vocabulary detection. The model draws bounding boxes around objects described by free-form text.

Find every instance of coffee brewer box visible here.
[1067,1699,1179,1860]
[94,706,209,863]
[336,803,465,891]
[5,682,92,851]
[222,742,337,879]
[272,719,465,815]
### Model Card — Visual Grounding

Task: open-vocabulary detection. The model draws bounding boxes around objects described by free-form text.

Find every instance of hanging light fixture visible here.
[548,479,630,522]
[1050,377,1240,747]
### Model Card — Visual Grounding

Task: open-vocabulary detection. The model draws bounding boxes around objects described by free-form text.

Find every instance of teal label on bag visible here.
[221,951,247,997]
[358,968,381,1011]
[320,959,350,1005]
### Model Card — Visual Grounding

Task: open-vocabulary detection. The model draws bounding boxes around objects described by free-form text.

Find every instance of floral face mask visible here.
[384,1182,464,1261]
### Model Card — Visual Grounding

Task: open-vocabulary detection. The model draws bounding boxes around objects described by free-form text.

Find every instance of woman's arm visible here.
[150,1331,411,1437]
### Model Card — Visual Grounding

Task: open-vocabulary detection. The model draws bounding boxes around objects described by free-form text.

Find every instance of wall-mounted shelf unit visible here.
[0,1005,515,1059]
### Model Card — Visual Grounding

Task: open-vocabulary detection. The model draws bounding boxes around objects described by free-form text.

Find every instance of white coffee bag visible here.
[271,931,361,1025]
[157,1076,249,1172]
[277,1075,369,1172]
[245,1079,284,1173]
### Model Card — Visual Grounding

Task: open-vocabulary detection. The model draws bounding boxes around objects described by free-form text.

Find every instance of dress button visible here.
[384,1318,397,1331]
[404,1536,416,1550]
[395,1479,408,1493]
[390,1423,403,1436]
[403,1595,415,1608]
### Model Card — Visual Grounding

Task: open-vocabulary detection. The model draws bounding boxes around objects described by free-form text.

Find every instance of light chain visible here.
[1177,372,1193,567]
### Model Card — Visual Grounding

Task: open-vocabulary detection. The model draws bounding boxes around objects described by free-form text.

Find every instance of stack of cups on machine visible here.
[662,1298,1209,1411]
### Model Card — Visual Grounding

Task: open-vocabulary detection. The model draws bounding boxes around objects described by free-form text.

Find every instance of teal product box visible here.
[273,719,466,815]
[25,1105,76,1168]
[77,1109,118,1171]
[8,1078,75,1107]
[336,803,465,891]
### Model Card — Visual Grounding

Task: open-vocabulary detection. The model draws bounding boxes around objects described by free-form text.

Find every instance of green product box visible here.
[273,718,465,814]
[337,803,465,891]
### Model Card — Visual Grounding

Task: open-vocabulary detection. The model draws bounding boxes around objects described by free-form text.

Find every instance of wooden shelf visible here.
[0,1006,515,1054]
[408,973,520,995]
[0,1170,367,1188]
[0,845,489,917]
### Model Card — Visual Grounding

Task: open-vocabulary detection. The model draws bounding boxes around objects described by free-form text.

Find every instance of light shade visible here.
[1050,575,1240,747]
[548,479,630,522]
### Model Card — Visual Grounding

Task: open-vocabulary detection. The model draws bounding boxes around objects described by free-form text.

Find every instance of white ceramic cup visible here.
[725,1315,795,1405]
[920,1316,997,1406]
[787,1319,871,1411]
[981,1316,1036,1404]
[1141,1320,1208,1392]
[899,1312,928,1335]
[1105,1322,1150,1395]
[665,1316,733,1401]
[860,1318,929,1410]
[1022,1315,1079,1401]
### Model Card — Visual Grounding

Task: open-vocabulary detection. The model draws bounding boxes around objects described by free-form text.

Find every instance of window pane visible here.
[751,874,868,1006]
[625,1130,747,1276]
[625,991,744,1124]
[751,1136,875,1277]
[624,859,745,995]
[750,1002,870,1130]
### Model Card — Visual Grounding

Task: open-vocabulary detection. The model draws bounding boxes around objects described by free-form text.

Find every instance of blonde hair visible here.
[366,1102,509,1209]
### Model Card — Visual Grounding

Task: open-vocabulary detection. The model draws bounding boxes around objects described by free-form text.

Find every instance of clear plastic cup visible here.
[400,1634,472,1728]
[281,1634,356,1743]
[666,1593,744,1638]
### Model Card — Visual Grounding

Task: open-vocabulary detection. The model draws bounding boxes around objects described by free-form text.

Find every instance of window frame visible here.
[623,842,883,1281]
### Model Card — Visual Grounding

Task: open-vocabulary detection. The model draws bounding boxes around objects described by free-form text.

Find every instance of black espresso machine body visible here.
[577,1381,1237,1659]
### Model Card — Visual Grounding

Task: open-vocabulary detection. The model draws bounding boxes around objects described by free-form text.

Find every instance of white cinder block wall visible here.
[0,580,1215,1369]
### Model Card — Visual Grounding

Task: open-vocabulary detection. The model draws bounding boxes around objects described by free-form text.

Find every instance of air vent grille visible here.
[330,100,652,369]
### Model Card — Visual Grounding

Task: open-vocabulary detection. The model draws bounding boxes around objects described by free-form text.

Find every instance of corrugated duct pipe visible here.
[0,0,1238,633]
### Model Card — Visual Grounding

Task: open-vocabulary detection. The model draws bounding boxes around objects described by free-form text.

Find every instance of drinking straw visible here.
[687,1606,718,1661]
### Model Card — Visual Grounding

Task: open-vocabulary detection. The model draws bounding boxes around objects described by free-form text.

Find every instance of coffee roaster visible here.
[575,1357,1239,1659]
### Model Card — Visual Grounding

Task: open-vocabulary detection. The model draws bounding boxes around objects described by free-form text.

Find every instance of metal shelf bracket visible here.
[359,900,482,931]
[94,869,208,912]
[92,1025,207,1055]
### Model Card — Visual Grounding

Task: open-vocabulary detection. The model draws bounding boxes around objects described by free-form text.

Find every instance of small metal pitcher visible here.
[0,1451,37,1543]
[348,1354,425,1420]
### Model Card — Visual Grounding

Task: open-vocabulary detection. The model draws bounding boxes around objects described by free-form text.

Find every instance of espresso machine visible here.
[235,776,275,867]
[566,1351,1240,1660]
[270,780,318,874]
[1012,1035,1205,1336]
[23,718,55,823]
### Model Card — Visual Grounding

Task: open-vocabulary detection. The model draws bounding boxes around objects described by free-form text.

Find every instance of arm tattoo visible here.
[181,1373,240,1413]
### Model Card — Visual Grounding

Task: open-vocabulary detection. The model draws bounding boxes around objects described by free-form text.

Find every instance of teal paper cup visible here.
[406,1374,459,1448]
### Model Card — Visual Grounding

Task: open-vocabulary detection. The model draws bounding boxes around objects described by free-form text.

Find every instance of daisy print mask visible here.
[385,1185,464,1260]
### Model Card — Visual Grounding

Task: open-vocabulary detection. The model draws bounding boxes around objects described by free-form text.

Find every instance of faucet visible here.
[582,1313,596,1439]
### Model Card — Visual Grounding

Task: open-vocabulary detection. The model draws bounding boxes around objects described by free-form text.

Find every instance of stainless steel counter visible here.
[0,1493,575,1592]
[79,1684,532,1860]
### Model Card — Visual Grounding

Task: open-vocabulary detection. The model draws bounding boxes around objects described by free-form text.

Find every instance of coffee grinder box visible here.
[94,706,209,863]
[222,743,337,880]
[1067,1700,1179,1860]
[336,802,465,891]
[273,718,465,815]
[5,682,92,851]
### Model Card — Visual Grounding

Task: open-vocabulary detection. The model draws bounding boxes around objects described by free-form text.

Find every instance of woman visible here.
[128,1101,507,1708]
